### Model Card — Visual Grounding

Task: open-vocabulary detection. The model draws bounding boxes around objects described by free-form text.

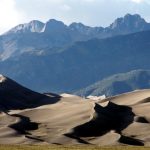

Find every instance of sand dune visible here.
[104,89,150,105]
[1,75,150,146]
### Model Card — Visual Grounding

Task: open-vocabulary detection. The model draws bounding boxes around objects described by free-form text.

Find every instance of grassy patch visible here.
[0,145,150,150]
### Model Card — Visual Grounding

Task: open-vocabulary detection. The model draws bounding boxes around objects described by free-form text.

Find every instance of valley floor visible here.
[0,145,150,150]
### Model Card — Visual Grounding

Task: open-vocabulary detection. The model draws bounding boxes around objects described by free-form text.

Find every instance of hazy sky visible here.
[0,0,150,34]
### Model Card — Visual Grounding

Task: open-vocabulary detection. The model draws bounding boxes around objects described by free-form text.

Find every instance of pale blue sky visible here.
[0,0,150,34]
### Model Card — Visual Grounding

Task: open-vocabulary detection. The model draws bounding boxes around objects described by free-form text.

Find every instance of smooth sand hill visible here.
[1,75,150,146]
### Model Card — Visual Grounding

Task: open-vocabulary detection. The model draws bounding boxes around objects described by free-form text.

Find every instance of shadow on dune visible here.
[0,92,61,111]
[65,102,144,146]
[0,77,61,111]
[9,114,44,142]
[119,135,144,146]
[9,114,39,134]
[68,102,134,137]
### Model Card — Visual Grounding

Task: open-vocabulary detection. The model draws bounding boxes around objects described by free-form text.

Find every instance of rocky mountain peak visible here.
[43,19,67,33]
[5,20,44,34]
[109,14,149,32]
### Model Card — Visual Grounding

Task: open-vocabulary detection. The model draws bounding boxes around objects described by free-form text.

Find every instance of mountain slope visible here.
[75,70,150,97]
[1,30,150,92]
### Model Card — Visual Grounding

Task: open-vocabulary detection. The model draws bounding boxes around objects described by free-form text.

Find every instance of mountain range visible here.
[1,13,150,61]
[0,13,150,94]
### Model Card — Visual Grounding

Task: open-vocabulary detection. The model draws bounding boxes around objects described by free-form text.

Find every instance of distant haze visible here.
[0,0,150,34]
